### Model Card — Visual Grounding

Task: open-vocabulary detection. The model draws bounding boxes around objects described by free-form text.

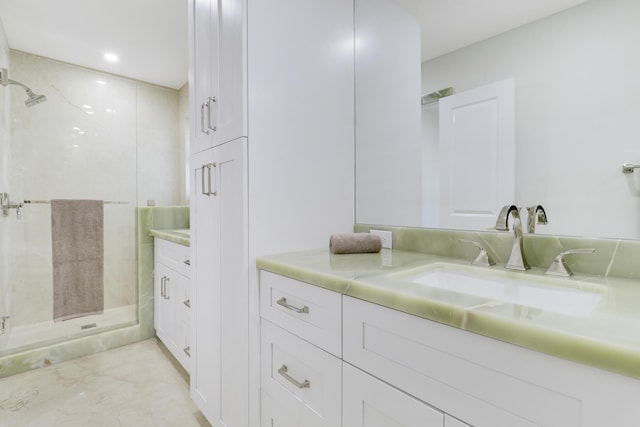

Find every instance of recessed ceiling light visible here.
[104,52,119,62]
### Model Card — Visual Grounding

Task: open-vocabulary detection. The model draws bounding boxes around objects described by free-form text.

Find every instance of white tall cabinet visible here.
[188,0,355,426]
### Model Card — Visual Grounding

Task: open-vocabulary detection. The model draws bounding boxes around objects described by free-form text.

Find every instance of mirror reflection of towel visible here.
[51,199,104,322]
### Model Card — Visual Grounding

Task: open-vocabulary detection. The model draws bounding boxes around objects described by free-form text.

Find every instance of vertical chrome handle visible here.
[201,164,206,195]
[201,163,217,196]
[200,101,211,135]
[206,163,213,195]
[164,277,170,300]
[276,297,309,314]
[160,277,165,298]
[278,365,310,389]
[206,96,217,133]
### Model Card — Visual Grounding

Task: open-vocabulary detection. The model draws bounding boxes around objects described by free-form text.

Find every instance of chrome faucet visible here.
[495,205,530,271]
[526,205,548,234]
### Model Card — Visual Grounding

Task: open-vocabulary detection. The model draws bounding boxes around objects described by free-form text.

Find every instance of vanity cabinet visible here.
[259,270,640,427]
[189,0,245,155]
[153,238,191,372]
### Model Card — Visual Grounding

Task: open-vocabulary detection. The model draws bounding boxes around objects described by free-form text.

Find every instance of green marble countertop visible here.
[257,249,640,380]
[149,228,190,247]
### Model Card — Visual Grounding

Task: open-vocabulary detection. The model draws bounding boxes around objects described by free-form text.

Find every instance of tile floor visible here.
[0,339,211,427]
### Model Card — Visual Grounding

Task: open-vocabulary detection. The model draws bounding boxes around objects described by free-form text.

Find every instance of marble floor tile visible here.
[0,339,211,427]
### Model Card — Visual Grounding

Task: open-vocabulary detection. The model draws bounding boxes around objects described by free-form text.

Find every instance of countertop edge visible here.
[149,229,190,247]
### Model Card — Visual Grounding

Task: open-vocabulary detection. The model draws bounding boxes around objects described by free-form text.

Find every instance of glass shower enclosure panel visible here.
[0,18,11,340]
[0,30,139,356]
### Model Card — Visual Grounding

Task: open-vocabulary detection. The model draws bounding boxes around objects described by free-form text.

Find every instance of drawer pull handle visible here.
[183,299,191,308]
[278,365,310,389]
[184,346,191,358]
[276,297,309,314]
[184,259,191,266]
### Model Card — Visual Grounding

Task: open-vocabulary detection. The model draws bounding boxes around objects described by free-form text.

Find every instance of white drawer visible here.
[261,391,330,427]
[343,363,443,427]
[260,271,342,357]
[261,320,341,427]
[343,296,580,427]
[155,238,191,277]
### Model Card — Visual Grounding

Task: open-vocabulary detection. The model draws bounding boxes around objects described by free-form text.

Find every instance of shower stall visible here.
[0,19,187,371]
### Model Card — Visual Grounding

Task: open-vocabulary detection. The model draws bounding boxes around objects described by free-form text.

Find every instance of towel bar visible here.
[23,200,129,205]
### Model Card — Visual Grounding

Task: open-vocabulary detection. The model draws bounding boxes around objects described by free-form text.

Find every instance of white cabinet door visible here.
[191,138,248,426]
[154,251,190,372]
[154,263,173,343]
[168,270,190,370]
[190,147,219,422]
[189,0,245,155]
[343,363,444,427]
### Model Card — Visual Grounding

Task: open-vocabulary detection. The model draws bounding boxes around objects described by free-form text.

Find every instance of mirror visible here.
[355,0,640,240]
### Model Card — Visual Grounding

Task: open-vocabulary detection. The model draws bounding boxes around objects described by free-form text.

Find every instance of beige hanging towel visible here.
[51,199,104,322]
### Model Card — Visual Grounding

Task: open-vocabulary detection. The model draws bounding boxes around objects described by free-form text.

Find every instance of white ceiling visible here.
[393,0,591,61]
[0,0,188,89]
[0,0,590,90]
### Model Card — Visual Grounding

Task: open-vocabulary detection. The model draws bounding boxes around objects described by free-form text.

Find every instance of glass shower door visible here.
[0,19,11,341]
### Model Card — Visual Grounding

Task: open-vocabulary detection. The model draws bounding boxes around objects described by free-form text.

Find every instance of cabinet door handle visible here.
[201,163,218,197]
[276,297,309,314]
[278,365,310,389]
[184,346,191,358]
[206,96,217,133]
[160,277,166,297]
[183,299,191,308]
[200,101,211,135]
[201,164,208,196]
[207,162,217,196]
[183,259,191,266]
[164,277,170,300]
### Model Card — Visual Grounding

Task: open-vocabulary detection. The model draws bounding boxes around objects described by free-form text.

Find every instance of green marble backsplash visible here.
[354,224,640,280]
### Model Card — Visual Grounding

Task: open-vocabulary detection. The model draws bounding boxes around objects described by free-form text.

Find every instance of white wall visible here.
[422,0,640,238]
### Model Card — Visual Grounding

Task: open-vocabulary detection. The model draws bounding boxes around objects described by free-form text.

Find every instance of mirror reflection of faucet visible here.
[526,205,548,234]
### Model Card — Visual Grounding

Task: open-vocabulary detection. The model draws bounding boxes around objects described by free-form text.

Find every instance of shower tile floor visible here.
[0,339,211,427]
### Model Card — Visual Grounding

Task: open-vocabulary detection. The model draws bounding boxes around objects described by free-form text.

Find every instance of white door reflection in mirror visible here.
[438,79,515,230]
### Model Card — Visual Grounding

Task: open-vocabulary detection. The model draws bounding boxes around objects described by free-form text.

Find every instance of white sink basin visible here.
[395,263,604,317]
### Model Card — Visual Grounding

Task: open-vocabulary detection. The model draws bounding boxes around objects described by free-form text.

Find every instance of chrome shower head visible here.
[0,67,47,108]
[23,88,47,108]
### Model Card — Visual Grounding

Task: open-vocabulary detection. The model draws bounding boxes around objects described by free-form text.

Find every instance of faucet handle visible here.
[546,248,595,277]
[459,239,495,267]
